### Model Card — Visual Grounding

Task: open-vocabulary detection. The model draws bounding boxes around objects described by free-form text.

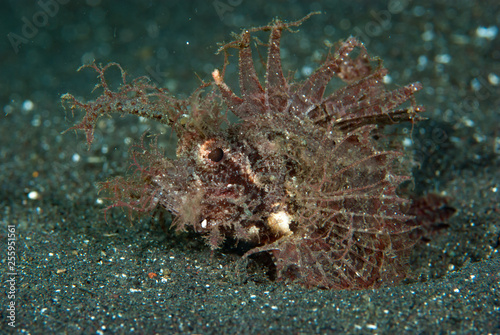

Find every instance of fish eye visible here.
[207,147,224,162]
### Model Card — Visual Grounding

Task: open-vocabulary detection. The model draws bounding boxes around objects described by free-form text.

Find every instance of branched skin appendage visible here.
[63,13,431,289]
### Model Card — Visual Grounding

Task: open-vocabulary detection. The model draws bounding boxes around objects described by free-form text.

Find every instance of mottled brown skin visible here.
[63,14,426,289]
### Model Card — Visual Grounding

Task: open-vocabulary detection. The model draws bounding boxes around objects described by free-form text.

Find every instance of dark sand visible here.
[1,1,499,333]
